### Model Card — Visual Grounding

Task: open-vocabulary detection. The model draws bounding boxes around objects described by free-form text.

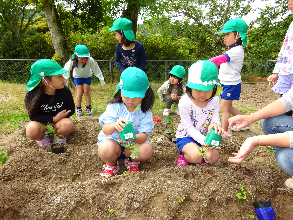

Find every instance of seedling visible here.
[247,212,254,219]
[179,196,185,203]
[42,124,64,146]
[163,115,175,136]
[236,185,247,200]
[124,142,139,159]
[0,152,7,166]
[198,145,209,163]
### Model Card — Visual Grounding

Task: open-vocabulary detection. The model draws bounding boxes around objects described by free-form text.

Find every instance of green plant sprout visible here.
[0,152,7,166]
[223,202,227,207]
[179,195,185,203]
[42,124,64,146]
[236,185,247,200]
[198,145,209,163]
[108,209,114,214]
[163,115,175,136]
[247,212,255,219]
[124,142,139,159]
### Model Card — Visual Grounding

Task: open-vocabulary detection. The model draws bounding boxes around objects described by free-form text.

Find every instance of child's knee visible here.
[26,122,42,138]
[205,151,219,164]
[98,140,118,157]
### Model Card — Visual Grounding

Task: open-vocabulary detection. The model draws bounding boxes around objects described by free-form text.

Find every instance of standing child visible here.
[25,59,75,146]
[175,60,225,167]
[209,18,248,136]
[109,18,147,73]
[63,44,105,116]
[157,65,186,116]
[267,0,293,116]
[97,67,155,176]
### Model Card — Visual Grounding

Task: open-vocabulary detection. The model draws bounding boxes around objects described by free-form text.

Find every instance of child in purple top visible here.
[109,18,147,73]
[175,60,225,167]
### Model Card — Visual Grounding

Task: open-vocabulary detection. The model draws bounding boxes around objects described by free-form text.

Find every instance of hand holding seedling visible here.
[53,110,71,122]
[228,136,256,163]
[114,118,128,132]
[117,136,136,144]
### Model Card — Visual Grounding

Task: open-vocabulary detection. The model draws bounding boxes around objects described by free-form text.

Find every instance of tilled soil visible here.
[0,83,292,220]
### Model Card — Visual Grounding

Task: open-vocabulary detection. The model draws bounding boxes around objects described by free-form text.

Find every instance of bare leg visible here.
[83,84,91,106]
[76,85,84,106]
[26,121,47,141]
[124,142,152,162]
[98,139,121,166]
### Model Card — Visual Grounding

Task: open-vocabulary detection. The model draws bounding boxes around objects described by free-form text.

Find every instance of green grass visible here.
[0,81,167,134]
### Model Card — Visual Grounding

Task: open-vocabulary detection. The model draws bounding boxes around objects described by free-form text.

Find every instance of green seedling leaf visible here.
[236,185,247,200]
[0,152,8,165]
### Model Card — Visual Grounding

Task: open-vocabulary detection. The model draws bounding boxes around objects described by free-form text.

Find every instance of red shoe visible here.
[101,162,119,176]
[125,158,140,172]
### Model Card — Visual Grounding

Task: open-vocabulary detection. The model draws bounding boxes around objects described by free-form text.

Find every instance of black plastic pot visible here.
[167,134,177,144]
[50,143,65,154]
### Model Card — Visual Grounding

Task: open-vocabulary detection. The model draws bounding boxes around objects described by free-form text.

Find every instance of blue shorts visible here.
[117,144,128,160]
[176,136,202,154]
[73,77,92,86]
[220,83,241,100]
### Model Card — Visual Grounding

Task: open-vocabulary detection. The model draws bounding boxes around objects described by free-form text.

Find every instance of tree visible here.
[147,0,254,55]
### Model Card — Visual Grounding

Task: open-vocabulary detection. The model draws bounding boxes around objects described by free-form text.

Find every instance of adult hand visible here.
[267,73,278,86]
[228,115,252,131]
[228,137,256,163]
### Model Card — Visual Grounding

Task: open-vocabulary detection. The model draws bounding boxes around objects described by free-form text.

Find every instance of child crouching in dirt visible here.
[97,67,155,177]
[175,60,225,167]
[25,59,75,146]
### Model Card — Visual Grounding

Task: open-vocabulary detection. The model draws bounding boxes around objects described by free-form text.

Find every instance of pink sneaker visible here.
[176,155,189,167]
[230,122,250,131]
[101,162,119,176]
[222,130,232,137]
[36,135,51,146]
[125,158,140,172]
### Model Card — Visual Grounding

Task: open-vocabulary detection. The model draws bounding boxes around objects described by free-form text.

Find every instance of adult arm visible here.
[228,99,286,130]
[228,133,291,163]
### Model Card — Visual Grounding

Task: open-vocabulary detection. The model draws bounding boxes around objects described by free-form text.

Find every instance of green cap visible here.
[109,18,135,41]
[187,60,222,96]
[72,44,90,59]
[218,18,248,47]
[169,65,186,78]
[27,59,68,91]
[114,67,150,98]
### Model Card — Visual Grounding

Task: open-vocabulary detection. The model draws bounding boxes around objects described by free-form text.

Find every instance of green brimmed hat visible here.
[72,45,90,59]
[187,60,222,96]
[27,59,68,91]
[169,65,186,79]
[109,18,135,41]
[113,67,150,98]
[218,18,248,47]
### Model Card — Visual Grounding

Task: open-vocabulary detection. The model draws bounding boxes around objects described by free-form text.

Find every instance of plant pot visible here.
[167,134,177,144]
[51,143,66,154]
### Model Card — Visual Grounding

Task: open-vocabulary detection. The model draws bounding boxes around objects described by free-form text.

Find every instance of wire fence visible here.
[0,59,277,84]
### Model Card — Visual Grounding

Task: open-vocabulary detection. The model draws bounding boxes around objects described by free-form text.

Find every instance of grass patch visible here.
[0,81,167,135]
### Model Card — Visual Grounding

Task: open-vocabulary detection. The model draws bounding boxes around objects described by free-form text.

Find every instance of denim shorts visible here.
[176,136,202,154]
[73,77,92,85]
[220,83,241,100]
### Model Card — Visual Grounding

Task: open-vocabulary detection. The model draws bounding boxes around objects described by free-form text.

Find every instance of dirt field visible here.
[0,82,292,220]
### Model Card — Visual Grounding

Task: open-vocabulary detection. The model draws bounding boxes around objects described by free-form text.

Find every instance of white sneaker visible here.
[285,177,293,190]
[163,108,170,117]
[174,108,179,115]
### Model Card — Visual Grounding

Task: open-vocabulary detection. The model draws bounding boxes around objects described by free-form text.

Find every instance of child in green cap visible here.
[63,44,105,116]
[25,59,75,147]
[209,18,249,137]
[175,60,225,167]
[157,65,186,116]
[97,67,155,176]
[109,18,147,73]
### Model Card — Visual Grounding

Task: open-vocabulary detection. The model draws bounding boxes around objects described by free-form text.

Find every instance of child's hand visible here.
[208,123,225,136]
[54,110,71,122]
[267,73,278,86]
[114,118,128,132]
[203,143,221,150]
[117,136,131,144]
[171,94,178,100]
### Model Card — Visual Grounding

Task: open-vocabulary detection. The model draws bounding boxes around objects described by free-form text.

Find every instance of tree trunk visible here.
[122,0,139,37]
[42,1,70,66]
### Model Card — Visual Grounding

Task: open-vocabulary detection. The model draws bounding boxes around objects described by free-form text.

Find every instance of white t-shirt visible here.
[218,45,244,85]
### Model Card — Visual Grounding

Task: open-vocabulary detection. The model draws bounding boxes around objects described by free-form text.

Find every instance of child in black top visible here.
[25,59,75,146]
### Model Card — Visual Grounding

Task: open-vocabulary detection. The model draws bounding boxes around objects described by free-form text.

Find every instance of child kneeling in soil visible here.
[25,59,75,146]
[176,60,225,167]
[157,65,186,116]
[97,67,155,176]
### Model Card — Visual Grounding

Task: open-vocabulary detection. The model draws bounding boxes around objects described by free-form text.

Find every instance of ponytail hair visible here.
[117,30,135,47]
